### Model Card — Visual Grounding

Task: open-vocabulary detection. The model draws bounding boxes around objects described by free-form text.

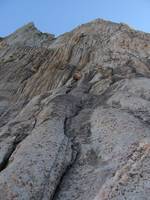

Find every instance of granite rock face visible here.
[0,19,150,199]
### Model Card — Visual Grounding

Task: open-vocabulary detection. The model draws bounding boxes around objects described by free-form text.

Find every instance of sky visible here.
[0,0,150,37]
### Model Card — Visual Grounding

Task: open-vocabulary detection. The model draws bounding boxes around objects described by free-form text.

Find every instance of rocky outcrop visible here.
[0,19,150,199]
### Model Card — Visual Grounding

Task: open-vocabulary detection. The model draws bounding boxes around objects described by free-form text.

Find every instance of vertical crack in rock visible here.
[51,116,81,200]
[0,116,37,172]
[0,142,16,171]
[51,79,96,199]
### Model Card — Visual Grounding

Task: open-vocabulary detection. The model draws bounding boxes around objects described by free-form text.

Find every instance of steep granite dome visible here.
[0,19,150,199]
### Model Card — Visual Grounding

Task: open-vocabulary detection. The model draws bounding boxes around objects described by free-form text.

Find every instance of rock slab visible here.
[0,19,150,199]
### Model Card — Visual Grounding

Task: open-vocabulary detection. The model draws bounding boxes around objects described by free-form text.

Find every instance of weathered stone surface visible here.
[0,19,150,199]
[5,22,55,47]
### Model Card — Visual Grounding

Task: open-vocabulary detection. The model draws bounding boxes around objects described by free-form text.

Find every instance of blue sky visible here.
[0,0,150,37]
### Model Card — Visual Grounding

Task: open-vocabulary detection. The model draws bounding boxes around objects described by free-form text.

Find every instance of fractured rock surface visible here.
[0,19,150,199]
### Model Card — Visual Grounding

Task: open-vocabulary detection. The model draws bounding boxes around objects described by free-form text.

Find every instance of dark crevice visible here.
[51,83,88,199]
[51,118,81,200]
[40,136,74,200]
[52,142,79,200]
[51,80,96,199]
[0,117,37,172]
[0,144,16,171]
[0,138,21,171]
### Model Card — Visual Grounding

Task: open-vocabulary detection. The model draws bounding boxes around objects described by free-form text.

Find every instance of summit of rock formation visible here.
[0,19,150,199]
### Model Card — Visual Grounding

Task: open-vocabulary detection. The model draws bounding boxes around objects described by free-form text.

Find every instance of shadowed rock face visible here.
[0,19,150,199]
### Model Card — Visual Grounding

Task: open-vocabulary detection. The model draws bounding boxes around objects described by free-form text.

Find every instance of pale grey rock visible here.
[0,19,150,200]
[54,107,150,200]
[5,22,55,47]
